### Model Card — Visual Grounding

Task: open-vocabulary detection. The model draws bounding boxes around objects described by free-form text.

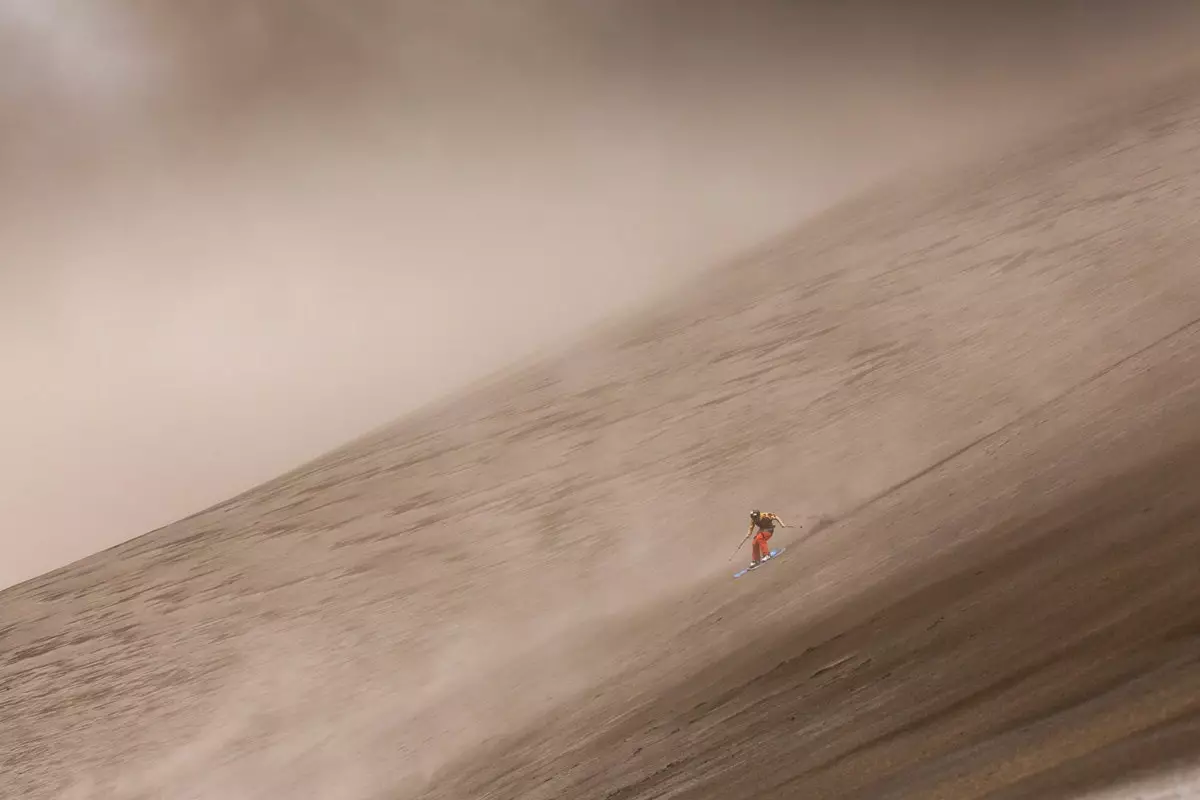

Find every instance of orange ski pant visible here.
[752,529,773,561]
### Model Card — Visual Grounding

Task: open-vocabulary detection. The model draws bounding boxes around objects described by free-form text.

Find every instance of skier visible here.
[747,509,789,567]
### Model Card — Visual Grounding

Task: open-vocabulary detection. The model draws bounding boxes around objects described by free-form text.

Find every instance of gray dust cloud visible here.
[5,4,1200,800]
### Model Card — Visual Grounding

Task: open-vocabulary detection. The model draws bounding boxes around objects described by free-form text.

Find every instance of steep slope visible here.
[427,303,1200,800]
[5,67,1200,799]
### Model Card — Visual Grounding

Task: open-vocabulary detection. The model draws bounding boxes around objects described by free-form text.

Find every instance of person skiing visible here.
[746,509,789,566]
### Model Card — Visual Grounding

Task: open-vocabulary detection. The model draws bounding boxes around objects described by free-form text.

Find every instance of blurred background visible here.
[4,0,1200,589]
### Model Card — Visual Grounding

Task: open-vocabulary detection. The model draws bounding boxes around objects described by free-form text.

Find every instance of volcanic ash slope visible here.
[5,70,1200,800]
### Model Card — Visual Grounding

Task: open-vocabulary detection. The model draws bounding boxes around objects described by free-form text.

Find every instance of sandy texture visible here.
[5,67,1200,799]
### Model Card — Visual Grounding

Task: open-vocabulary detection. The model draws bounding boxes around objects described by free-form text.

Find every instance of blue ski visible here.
[733,547,786,578]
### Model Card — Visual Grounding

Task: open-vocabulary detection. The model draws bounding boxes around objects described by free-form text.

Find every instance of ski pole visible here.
[727,531,753,562]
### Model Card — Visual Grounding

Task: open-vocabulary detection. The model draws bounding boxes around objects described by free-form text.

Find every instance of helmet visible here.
[750,509,761,519]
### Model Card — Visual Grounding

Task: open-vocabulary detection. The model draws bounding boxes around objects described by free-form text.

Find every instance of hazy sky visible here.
[3,0,1199,589]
